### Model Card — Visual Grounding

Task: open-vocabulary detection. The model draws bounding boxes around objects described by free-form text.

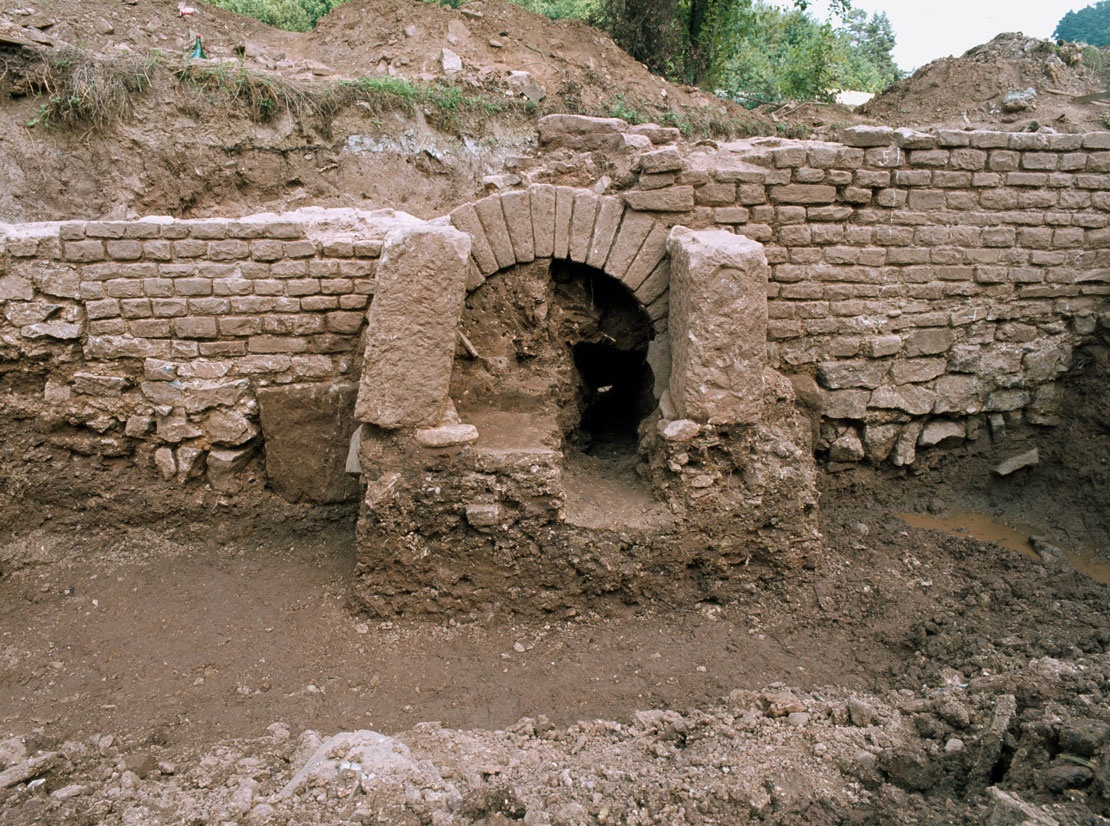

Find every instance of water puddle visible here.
[899,509,1110,586]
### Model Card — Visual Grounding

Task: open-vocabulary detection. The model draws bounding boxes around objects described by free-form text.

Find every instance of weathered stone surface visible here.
[667,227,768,425]
[868,385,935,416]
[206,446,256,492]
[449,202,498,276]
[500,190,535,263]
[919,419,965,448]
[891,422,923,467]
[259,382,362,503]
[604,211,655,282]
[817,360,887,390]
[568,191,600,262]
[625,186,695,212]
[829,428,865,462]
[203,409,258,447]
[639,147,683,173]
[660,418,700,441]
[473,196,515,271]
[863,424,900,464]
[842,125,895,147]
[529,184,557,259]
[355,224,470,428]
[993,448,1039,476]
[414,423,479,447]
[586,197,623,269]
[0,274,34,301]
[154,447,176,481]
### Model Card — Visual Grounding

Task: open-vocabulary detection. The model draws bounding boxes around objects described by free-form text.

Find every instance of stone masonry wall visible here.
[2,121,1109,494]
[0,208,422,491]
[529,118,1110,467]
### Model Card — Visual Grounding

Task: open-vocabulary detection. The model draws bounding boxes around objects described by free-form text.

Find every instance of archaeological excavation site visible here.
[0,1,1108,824]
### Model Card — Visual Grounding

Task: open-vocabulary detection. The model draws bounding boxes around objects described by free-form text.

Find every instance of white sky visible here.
[772,0,1095,72]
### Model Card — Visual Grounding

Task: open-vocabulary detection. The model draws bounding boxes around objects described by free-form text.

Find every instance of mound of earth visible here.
[861,32,1110,132]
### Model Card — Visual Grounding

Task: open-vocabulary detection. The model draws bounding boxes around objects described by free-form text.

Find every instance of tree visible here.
[1054,1,1110,46]
[597,0,851,89]
[835,8,902,91]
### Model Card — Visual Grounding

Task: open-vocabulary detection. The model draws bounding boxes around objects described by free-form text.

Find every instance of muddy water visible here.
[900,509,1110,585]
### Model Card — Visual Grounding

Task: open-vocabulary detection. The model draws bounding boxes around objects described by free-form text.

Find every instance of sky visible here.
[772,0,1095,72]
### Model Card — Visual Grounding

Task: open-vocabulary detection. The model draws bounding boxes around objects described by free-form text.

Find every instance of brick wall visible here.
[2,124,1108,486]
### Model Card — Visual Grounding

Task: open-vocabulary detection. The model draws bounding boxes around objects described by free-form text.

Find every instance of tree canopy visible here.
[1054,1,1110,46]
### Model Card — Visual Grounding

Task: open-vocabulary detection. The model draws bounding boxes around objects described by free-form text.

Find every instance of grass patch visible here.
[337,75,521,131]
[177,60,333,125]
[22,48,155,129]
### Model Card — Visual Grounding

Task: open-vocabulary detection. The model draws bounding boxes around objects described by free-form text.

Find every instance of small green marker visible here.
[190,35,207,60]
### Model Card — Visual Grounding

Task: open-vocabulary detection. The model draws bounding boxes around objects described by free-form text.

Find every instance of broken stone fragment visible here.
[21,321,81,340]
[829,429,864,462]
[918,419,965,448]
[207,446,256,492]
[440,48,462,75]
[505,70,544,103]
[154,447,176,481]
[1000,88,1036,113]
[203,409,258,447]
[660,418,700,442]
[414,423,479,448]
[992,448,1038,476]
[465,503,500,528]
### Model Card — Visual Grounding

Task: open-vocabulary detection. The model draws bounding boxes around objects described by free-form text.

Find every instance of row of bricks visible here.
[3,230,382,259]
[759,148,1110,174]
[79,276,374,300]
[85,333,359,361]
[768,280,1095,303]
[838,127,1110,151]
[767,225,1100,251]
[767,288,1100,324]
[86,311,365,338]
[656,160,1110,197]
[56,239,383,265]
[85,294,369,319]
[771,261,1106,285]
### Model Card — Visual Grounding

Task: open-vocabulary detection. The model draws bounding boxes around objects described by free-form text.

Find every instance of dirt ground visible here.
[1,1,1110,824]
[0,343,1106,823]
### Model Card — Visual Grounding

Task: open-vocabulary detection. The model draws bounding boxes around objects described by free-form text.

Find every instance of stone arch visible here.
[446,186,671,332]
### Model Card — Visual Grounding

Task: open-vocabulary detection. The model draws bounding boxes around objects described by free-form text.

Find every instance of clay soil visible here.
[1,1,1109,824]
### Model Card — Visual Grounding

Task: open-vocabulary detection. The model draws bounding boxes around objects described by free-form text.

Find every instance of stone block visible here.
[919,419,965,448]
[355,224,470,429]
[555,194,580,263]
[604,211,655,283]
[529,184,557,260]
[258,382,362,503]
[473,195,515,271]
[206,446,257,493]
[770,185,836,204]
[639,147,682,173]
[624,186,695,212]
[666,227,768,425]
[841,125,894,147]
[586,197,624,270]
[500,190,535,264]
[568,190,600,262]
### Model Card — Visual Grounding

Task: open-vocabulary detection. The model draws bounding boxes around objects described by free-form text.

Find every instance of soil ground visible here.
[0,348,1106,822]
[1,1,1109,823]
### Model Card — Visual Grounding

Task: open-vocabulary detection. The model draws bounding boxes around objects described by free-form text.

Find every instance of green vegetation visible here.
[1054,1,1110,47]
[206,0,340,31]
[23,49,155,129]
[206,0,901,104]
[337,75,517,130]
[178,60,328,123]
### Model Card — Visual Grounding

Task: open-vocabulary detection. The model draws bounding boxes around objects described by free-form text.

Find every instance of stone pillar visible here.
[666,226,768,425]
[354,224,471,428]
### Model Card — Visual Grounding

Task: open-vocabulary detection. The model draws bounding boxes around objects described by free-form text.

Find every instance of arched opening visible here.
[551,260,655,459]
